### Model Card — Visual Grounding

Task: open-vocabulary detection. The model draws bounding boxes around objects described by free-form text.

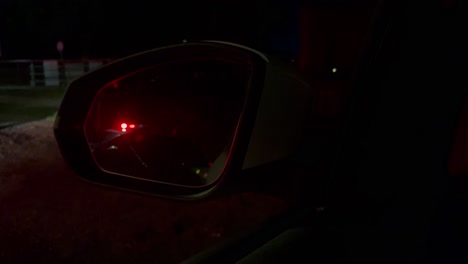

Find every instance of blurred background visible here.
[0,0,376,126]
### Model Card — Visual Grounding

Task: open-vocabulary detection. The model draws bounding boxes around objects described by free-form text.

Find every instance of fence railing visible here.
[0,59,115,87]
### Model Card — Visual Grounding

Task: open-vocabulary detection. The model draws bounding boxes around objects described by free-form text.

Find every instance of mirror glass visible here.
[84,57,252,186]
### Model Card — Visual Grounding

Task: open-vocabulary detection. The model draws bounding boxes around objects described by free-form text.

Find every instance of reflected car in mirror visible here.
[54,41,311,199]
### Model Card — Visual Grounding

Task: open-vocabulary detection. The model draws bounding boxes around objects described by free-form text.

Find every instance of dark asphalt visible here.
[0,120,290,263]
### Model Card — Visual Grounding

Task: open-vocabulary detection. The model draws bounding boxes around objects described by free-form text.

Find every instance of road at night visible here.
[0,120,289,263]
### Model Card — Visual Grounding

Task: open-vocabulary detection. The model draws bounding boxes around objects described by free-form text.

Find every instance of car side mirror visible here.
[54,41,311,199]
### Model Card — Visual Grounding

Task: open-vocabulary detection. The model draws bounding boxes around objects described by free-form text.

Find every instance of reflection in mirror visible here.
[84,58,251,187]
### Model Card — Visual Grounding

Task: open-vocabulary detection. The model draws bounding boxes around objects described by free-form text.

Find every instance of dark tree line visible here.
[0,0,299,59]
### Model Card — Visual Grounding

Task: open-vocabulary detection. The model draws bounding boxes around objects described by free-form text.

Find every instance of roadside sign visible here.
[56,41,64,52]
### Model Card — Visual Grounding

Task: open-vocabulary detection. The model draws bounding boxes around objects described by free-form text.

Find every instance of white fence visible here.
[0,59,114,87]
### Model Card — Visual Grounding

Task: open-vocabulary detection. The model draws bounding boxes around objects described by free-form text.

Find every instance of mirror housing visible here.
[54,41,310,199]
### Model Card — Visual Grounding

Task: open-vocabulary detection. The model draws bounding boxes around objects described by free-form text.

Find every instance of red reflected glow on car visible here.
[119,122,137,132]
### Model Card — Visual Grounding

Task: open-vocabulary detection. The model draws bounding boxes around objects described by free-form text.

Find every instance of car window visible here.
[0,1,377,263]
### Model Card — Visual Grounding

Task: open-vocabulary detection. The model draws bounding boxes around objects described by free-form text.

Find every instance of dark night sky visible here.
[0,0,300,59]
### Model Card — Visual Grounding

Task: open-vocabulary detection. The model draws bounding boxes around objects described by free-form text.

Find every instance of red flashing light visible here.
[129,124,135,129]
